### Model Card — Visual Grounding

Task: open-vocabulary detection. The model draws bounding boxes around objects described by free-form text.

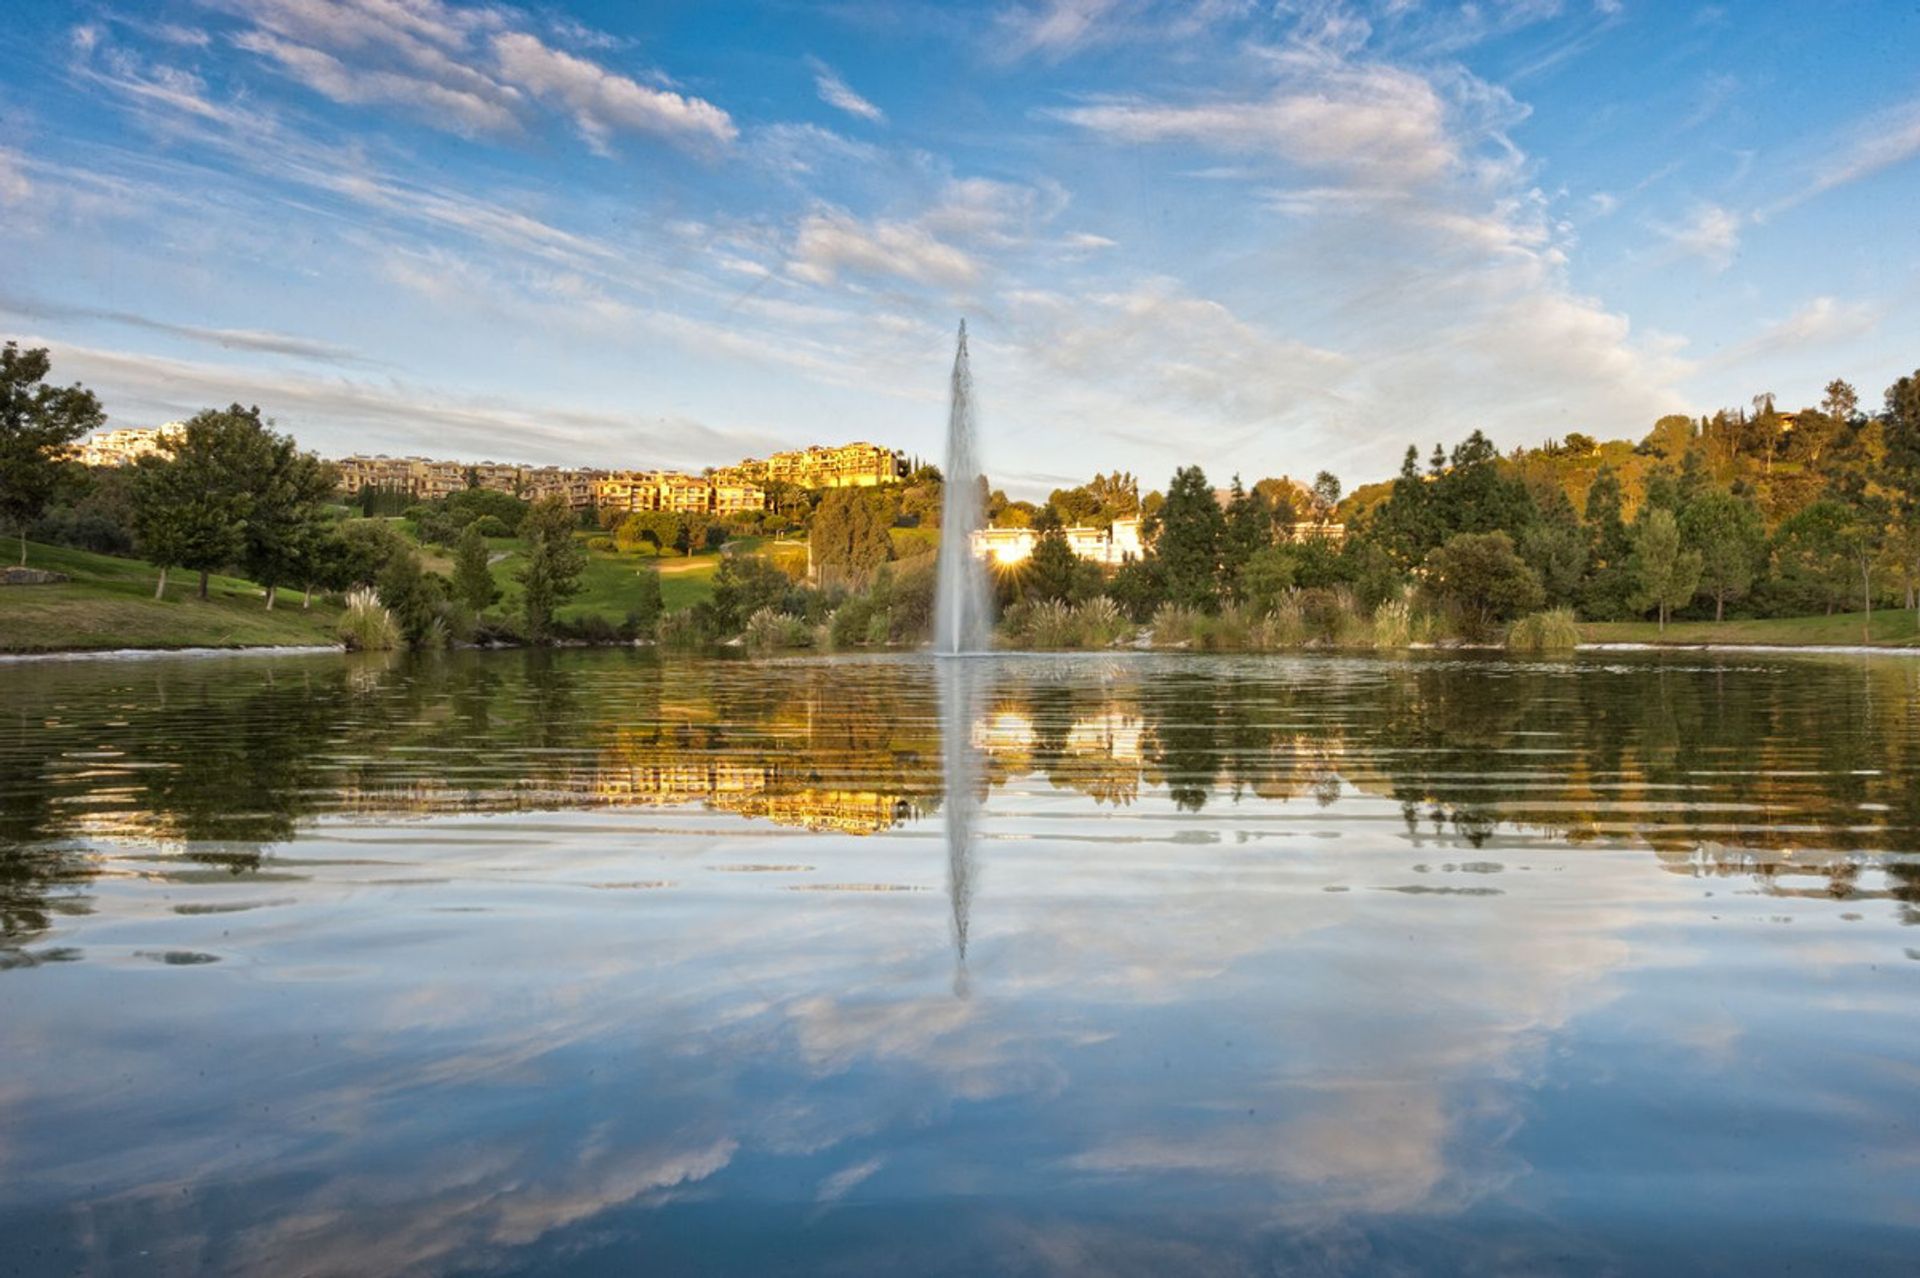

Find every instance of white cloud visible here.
[1800,96,1920,202]
[0,294,365,363]
[1051,60,1460,187]
[491,32,736,152]
[234,31,520,134]
[209,0,736,153]
[1712,295,1884,368]
[1660,203,1742,269]
[992,0,1129,61]
[1006,280,1351,434]
[0,147,31,206]
[28,336,774,468]
[808,59,885,124]
[788,210,982,288]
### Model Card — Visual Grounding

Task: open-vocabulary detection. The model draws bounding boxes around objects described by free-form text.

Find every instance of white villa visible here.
[972,517,1145,567]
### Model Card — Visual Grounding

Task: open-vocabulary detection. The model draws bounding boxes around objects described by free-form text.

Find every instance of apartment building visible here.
[334,456,606,509]
[760,441,906,489]
[72,423,183,467]
[592,471,768,516]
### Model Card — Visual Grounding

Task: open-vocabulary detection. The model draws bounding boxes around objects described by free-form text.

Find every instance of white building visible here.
[971,517,1144,567]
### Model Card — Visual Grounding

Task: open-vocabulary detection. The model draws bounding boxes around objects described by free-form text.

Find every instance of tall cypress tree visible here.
[1146,466,1225,611]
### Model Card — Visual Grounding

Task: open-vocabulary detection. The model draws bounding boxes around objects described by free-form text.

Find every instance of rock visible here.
[1,567,70,586]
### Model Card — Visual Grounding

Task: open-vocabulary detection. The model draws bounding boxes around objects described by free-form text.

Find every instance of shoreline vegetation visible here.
[5,535,1917,658]
[5,342,1920,659]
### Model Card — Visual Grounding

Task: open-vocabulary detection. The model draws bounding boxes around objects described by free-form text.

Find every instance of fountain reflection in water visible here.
[938,658,981,996]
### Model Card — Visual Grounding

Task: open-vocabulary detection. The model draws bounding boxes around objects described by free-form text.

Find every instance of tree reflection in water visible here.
[2,648,1920,1273]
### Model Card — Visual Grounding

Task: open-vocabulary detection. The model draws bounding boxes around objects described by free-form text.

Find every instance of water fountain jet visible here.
[933,320,991,657]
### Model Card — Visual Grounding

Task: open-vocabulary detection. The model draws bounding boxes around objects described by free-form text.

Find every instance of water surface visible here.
[2,649,1917,1275]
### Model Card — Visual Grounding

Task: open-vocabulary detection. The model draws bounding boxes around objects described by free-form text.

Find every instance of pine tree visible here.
[1145,466,1224,611]
[1024,526,1079,603]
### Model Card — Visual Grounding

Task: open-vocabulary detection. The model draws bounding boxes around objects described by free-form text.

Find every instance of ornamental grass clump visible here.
[1372,595,1415,649]
[1072,596,1132,647]
[1148,602,1203,648]
[745,607,813,650]
[336,588,400,652]
[1507,607,1581,653]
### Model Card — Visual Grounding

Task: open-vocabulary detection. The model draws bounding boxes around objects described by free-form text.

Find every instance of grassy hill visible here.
[0,542,345,653]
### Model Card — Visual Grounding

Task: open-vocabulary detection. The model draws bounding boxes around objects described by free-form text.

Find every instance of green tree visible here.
[242,442,338,610]
[1221,475,1273,591]
[1769,500,1855,615]
[1023,526,1079,603]
[377,544,445,646]
[1680,486,1764,621]
[711,554,797,633]
[1422,531,1544,640]
[627,563,665,639]
[1237,545,1297,614]
[1518,486,1589,607]
[613,513,654,554]
[1627,508,1703,632]
[518,494,588,642]
[1311,470,1342,517]
[129,406,269,599]
[1,343,104,565]
[1144,465,1224,611]
[452,522,500,614]
[809,489,893,589]
[1580,466,1634,619]
[1882,368,1920,626]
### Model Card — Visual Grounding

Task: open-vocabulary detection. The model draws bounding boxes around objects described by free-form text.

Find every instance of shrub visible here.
[827,597,877,649]
[1507,607,1581,653]
[586,536,616,553]
[469,514,512,538]
[745,607,812,650]
[337,588,400,651]
[658,607,716,648]
[558,612,623,645]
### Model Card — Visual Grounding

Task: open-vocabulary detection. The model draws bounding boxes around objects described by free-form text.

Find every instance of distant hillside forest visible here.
[5,335,1918,649]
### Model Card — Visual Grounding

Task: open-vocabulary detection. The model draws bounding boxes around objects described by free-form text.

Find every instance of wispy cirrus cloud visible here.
[29,336,778,468]
[0,294,368,364]
[807,58,885,124]
[1710,295,1884,369]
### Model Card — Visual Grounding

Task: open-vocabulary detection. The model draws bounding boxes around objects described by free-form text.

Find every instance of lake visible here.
[1,648,1916,1275]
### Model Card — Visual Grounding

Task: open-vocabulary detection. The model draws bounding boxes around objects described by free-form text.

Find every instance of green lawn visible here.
[482,533,811,622]
[1581,610,1920,648]
[0,542,344,653]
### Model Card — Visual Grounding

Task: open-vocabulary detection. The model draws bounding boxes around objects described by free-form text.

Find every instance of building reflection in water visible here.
[3,649,1920,969]
[3,649,1920,1274]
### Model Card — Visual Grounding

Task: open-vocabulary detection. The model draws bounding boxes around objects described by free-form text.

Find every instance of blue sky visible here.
[1,0,1915,495]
